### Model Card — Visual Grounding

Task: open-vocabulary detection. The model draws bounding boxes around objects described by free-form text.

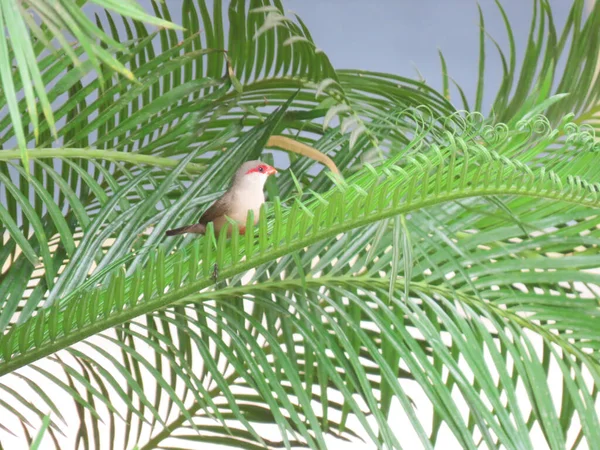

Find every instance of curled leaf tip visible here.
[267,135,341,176]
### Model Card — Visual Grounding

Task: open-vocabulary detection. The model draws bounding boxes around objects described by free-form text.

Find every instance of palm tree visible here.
[1,0,600,448]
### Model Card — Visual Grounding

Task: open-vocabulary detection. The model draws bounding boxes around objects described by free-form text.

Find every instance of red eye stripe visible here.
[245,164,277,175]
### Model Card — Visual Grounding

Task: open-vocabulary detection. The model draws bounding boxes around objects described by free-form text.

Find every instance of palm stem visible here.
[3,184,598,376]
[0,148,206,174]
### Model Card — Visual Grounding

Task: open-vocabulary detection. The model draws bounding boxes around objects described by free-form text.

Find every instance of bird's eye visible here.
[258,166,264,172]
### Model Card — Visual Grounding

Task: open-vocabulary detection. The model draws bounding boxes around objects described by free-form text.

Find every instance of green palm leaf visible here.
[0,0,179,172]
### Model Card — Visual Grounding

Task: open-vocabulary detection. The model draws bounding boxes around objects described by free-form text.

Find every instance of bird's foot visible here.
[212,263,219,283]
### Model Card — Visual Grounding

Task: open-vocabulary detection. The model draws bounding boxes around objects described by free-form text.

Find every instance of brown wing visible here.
[198,191,232,225]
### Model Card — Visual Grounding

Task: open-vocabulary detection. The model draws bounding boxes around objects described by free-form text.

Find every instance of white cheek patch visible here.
[245,172,268,184]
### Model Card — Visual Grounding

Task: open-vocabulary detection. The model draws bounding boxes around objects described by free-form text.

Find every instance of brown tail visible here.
[165,223,206,236]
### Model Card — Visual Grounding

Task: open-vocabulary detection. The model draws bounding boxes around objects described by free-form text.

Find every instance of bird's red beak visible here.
[265,165,277,176]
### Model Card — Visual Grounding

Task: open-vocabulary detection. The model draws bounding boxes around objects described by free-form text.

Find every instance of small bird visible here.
[165,160,277,237]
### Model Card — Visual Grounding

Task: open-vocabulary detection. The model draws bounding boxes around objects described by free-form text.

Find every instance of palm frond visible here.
[3,1,600,448]
[1,0,178,170]
[3,112,600,447]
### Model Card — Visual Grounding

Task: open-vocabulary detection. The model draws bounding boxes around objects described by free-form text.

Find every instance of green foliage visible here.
[0,0,179,171]
[1,1,600,449]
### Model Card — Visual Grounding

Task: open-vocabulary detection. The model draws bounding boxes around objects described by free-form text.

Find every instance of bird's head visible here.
[232,160,277,190]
